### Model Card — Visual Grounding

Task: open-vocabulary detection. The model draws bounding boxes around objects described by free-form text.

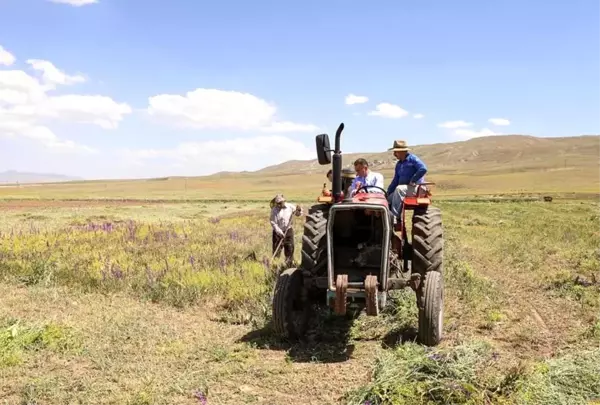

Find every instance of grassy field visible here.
[0,198,599,405]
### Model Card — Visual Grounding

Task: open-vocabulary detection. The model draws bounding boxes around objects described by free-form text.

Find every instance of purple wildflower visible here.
[153,230,164,242]
[427,353,444,362]
[126,220,137,240]
[111,264,124,280]
[145,265,155,285]
[219,257,227,272]
[193,390,207,405]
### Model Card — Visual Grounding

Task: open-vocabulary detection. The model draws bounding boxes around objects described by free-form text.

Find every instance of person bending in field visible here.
[349,158,385,196]
[386,140,427,220]
[269,194,303,266]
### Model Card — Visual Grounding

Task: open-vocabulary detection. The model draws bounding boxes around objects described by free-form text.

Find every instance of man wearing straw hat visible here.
[386,140,428,219]
[269,194,303,266]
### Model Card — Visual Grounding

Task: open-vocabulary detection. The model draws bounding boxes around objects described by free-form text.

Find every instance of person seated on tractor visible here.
[386,140,427,219]
[349,158,385,196]
[341,168,356,196]
[322,168,354,198]
[326,169,333,183]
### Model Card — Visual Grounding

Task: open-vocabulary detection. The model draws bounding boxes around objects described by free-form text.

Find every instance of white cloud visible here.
[147,88,317,133]
[453,128,499,140]
[0,45,130,153]
[0,70,46,103]
[488,118,510,126]
[0,90,30,105]
[345,94,369,105]
[48,0,98,6]
[118,135,313,174]
[367,102,409,119]
[0,46,16,66]
[39,95,132,129]
[438,120,473,129]
[413,113,425,119]
[27,59,86,88]
[0,118,97,154]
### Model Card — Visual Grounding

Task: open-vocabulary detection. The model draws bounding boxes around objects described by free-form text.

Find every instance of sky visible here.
[0,0,598,180]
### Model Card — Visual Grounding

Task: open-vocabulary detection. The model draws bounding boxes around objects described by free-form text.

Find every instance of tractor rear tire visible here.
[417,270,444,346]
[412,206,443,274]
[300,204,330,276]
[272,268,310,340]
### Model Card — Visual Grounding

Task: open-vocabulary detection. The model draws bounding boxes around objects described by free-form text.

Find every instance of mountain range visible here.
[1,135,599,191]
[0,171,82,184]
[258,134,600,177]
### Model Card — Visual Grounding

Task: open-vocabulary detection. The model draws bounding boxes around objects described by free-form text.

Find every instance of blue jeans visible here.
[389,184,418,217]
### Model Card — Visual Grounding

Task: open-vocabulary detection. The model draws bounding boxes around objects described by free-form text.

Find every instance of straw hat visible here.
[341,168,356,178]
[270,194,286,209]
[388,140,410,152]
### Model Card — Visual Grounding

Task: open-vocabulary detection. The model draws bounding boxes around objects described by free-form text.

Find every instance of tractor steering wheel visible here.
[356,185,388,198]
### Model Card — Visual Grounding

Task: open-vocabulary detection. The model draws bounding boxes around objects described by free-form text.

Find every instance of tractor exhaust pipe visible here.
[332,123,344,202]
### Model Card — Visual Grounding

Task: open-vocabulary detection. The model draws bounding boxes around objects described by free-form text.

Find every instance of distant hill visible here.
[257,134,600,176]
[0,135,597,200]
[0,171,82,184]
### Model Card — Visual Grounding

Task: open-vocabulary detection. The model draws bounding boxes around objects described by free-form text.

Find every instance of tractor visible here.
[271,123,444,346]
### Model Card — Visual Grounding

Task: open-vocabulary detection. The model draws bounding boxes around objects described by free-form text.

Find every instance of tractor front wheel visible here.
[272,267,310,340]
[417,270,444,346]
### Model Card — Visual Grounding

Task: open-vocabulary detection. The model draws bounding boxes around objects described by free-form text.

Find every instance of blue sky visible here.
[0,0,598,179]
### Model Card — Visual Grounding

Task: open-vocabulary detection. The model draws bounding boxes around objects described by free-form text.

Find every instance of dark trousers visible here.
[272,228,294,265]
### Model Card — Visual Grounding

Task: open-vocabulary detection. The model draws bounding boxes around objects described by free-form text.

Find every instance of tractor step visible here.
[334,274,348,315]
[365,275,379,316]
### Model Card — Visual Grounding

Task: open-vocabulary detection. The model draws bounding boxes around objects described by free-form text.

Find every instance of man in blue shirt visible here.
[386,140,428,218]
[349,158,385,196]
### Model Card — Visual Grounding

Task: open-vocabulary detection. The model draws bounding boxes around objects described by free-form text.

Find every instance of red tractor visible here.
[272,123,444,346]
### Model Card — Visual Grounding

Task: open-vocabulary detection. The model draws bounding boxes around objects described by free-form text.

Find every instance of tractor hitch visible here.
[387,277,409,290]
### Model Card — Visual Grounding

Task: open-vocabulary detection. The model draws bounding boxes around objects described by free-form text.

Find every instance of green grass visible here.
[343,199,600,405]
[511,349,600,405]
[0,199,598,404]
[0,206,284,316]
[345,340,600,405]
[0,319,81,368]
